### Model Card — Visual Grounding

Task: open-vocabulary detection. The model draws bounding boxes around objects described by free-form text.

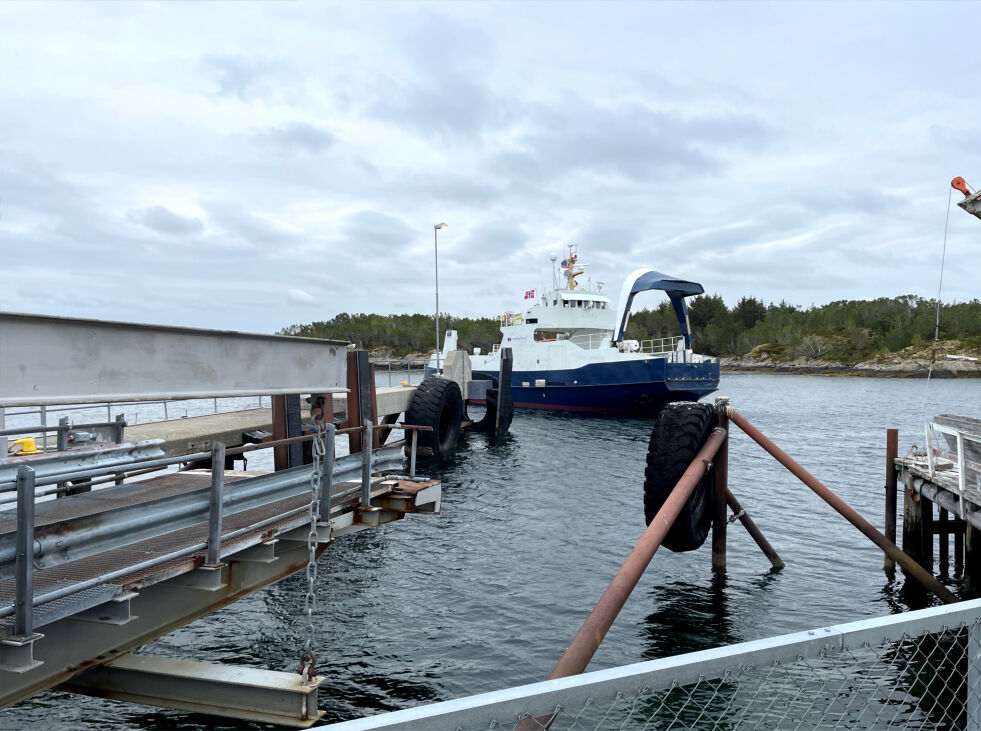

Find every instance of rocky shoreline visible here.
[721,354,981,378]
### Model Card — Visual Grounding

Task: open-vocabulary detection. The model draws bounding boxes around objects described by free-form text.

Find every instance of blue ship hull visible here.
[471,358,720,416]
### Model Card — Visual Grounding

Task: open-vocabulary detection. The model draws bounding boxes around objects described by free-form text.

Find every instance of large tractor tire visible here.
[643,401,717,552]
[406,377,464,456]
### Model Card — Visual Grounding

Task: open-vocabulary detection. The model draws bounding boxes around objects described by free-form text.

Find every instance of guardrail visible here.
[325,599,981,730]
[372,360,430,388]
[0,423,425,639]
[925,419,981,520]
[617,335,685,355]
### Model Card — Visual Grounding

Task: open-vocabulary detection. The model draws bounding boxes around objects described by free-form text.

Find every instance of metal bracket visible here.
[168,565,227,592]
[70,593,138,626]
[0,632,44,673]
[278,522,332,545]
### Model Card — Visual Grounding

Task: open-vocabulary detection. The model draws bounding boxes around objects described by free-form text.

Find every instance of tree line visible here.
[280,295,981,363]
[625,294,981,362]
[279,313,501,357]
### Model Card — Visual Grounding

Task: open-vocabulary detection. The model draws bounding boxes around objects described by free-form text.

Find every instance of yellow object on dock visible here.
[8,438,43,456]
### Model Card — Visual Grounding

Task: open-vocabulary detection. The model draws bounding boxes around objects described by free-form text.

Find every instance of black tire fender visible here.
[406,377,464,456]
[643,401,717,552]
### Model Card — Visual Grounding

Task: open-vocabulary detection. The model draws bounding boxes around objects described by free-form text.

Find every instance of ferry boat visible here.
[432,247,720,416]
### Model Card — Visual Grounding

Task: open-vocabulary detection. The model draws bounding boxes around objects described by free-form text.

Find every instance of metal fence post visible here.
[969,620,981,728]
[114,413,125,445]
[205,442,226,566]
[15,465,36,638]
[0,406,6,458]
[361,420,373,508]
[319,424,335,522]
[410,430,418,478]
[56,416,69,452]
[39,405,48,451]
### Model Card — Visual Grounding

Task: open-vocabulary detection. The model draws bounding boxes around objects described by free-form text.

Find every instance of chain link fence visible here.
[327,600,981,730]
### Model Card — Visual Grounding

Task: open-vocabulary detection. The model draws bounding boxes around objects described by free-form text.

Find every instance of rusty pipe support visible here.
[726,408,957,604]
[547,427,728,680]
[725,488,784,569]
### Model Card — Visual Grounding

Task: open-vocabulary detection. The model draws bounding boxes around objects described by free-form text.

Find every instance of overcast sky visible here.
[1,1,979,334]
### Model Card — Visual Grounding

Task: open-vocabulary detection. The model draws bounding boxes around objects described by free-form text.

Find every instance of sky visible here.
[1,1,980,334]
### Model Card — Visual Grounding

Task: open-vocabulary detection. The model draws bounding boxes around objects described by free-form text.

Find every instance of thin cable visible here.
[920,186,954,425]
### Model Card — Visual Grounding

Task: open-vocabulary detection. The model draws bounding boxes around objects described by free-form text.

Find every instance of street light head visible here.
[434,222,448,230]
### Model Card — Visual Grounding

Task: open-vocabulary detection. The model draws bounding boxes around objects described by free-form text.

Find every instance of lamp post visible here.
[434,222,447,372]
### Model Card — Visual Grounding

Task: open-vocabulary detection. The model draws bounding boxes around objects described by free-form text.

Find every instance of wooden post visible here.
[903,471,934,570]
[884,429,898,571]
[957,518,965,574]
[966,524,981,595]
[939,507,950,573]
[711,399,730,571]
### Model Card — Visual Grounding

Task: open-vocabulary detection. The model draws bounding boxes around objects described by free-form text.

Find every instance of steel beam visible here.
[0,312,348,407]
[63,654,323,728]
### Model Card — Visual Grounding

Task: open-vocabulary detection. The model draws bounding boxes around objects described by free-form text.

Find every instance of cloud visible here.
[257,122,334,154]
[339,210,417,251]
[200,55,294,100]
[491,98,771,184]
[288,288,317,304]
[129,205,204,236]
[204,203,299,246]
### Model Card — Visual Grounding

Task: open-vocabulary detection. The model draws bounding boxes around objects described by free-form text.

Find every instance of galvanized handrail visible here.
[0,424,410,628]
[0,444,405,580]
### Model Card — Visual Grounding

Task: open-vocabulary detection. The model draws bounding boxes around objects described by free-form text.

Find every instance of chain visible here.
[298,413,326,684]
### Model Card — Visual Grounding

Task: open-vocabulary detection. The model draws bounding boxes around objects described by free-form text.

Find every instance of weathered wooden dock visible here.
[894,414,981,594]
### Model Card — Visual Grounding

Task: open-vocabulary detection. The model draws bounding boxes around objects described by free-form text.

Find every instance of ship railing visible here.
[325,599,981,730]
[617,336,685,355]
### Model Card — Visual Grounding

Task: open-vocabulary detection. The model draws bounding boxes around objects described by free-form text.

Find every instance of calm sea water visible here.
[4,373,981,729]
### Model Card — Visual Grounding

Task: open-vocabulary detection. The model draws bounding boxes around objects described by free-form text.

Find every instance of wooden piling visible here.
[903,471,932,569]
[938,507,950,572]
[966,524,981,595]
[884,429,898,571]
[956,520,965,574]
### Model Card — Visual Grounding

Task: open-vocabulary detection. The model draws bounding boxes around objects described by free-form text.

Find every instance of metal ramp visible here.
[0,313,442,727]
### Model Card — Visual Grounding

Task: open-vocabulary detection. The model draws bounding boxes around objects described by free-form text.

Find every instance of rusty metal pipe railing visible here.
[727,408,957,604]
[547,427,728,680]
[725,487,784,569]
